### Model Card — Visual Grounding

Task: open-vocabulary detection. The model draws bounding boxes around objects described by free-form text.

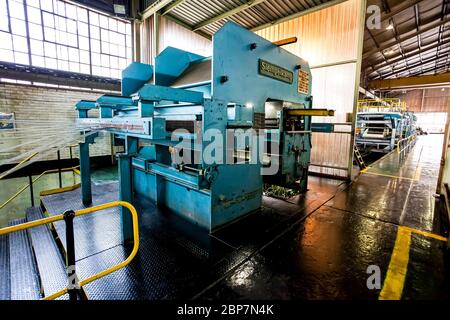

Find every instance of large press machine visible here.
[75,22,332,242]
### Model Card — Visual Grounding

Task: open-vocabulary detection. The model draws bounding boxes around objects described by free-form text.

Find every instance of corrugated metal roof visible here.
[363,0,450,84]
[159,0,333,35]
[170,0,246,27]
[143,0,449,84]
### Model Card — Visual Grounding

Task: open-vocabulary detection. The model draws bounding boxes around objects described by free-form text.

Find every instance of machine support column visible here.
[57,150,62,188]
[79,142,92,206]
[64,210,79,301]
[28,175,34,207]
[119,136,138,244]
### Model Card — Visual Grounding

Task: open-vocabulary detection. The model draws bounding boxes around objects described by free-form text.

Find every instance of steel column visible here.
[28,175,34,207]
[348,0,368,178]
[119,136,138,244]
[63,210,79,301]
[79,142,92,206]
[57,150,62,188]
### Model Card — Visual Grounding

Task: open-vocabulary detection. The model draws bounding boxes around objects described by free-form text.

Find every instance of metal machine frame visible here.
[355,99,416,154]
[75,22,331,240]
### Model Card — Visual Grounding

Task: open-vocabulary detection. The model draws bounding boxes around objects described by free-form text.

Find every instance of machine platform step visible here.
[0,233,10,300]
[8,218,41,300]
[26,207,69,300]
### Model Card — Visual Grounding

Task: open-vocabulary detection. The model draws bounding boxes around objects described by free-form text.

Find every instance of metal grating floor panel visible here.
[26,207,69,300]
[39,181,336,300]
[8,218,41,300]
[43,182,122,262]
[0,233,10,300]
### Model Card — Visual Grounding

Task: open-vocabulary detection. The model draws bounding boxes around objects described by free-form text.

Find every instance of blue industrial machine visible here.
[75,22,333,242]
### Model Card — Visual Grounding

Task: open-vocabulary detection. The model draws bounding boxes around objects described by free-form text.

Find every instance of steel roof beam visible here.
[367,32,450,68]
[386,55,449,79]
[375,51,450,79]
[434,0,449,74]
[369,72,450,90]
[408,63,450,78]
[192,0,268,32]
[380,0,424,23]
[142,0,173,20]
[413,3,424,75]
[363,16,450,59]
[161,0,188,16]
[370,38,450,73]
[367,27,390,68]
[383,0,411,77]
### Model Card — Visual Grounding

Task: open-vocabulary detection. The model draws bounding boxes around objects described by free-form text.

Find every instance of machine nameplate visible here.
[259,59,293,84]
[298,69,310,95]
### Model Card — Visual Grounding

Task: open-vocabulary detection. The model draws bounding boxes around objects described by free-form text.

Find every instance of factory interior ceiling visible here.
[142,0,346,36]
[363,0,450,84]
[145,0,450,86]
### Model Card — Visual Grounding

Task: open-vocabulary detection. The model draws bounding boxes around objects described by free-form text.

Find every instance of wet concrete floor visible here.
[199,134,449,300]
[32,134,450,299]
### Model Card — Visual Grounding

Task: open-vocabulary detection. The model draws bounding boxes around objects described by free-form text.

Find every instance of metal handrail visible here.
[0,201,140,301]
[0,144,79,182]
[0,166,80,210]
[357,98,407,113]
[397,134,416,155]
[0,152,38,180]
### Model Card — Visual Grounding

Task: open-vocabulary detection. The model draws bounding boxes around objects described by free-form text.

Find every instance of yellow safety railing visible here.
[0,144,79,182]
[0,201,139,301]
[0,152,38,180]
[358,98,407,113]
[397,134,417,155]
[0,166,80,210]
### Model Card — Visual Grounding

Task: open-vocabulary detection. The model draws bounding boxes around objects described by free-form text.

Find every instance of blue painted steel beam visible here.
[79,134,98,205]
[96,95,135,107]
[76,100,97,118]
[79,142,92,206]
[119,136,138,243]
[137,85,204,104]
[122,62,154,97]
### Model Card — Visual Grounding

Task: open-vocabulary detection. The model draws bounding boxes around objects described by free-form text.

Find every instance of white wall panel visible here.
[256,0,365,178]
[141,15,212,64]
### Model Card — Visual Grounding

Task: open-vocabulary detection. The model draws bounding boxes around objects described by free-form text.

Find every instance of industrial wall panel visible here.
[140,17,154,65]
[141,15,212,64]
[159,15,212,57]
[309,63,357,177]
[255,0,360,67]
[396,88,450,113]
[0,84,112,162]
[256,0,363,178]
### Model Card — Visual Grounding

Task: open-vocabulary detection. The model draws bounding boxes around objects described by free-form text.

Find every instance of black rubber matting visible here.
[0,233,10,300]
[41,180,338,300]
[8,218,41,300]
[26,207,69,300]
